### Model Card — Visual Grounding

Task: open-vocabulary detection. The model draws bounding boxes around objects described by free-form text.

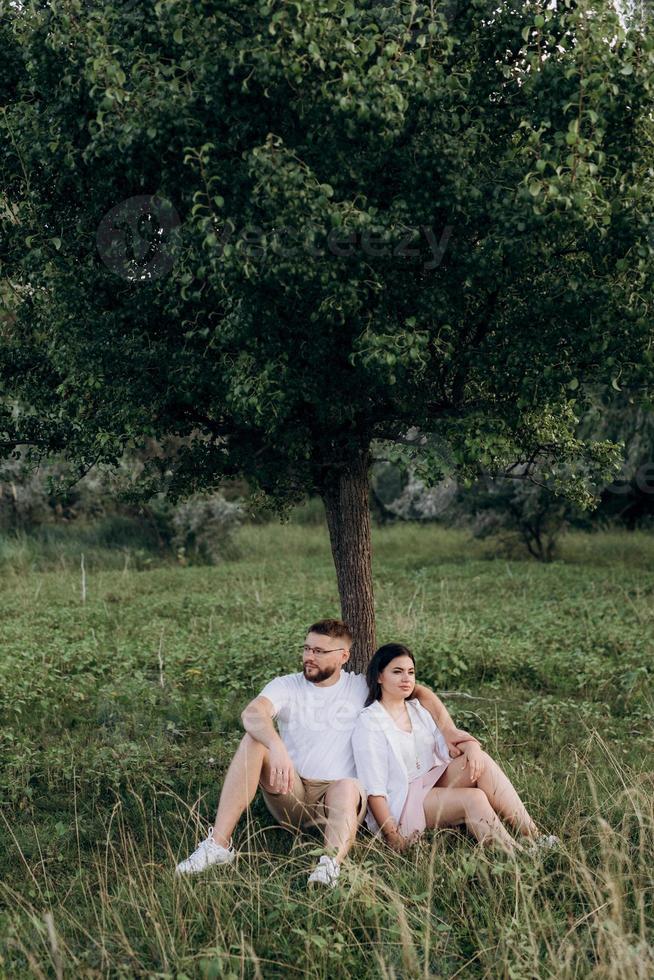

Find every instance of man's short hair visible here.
[307,618,353,647]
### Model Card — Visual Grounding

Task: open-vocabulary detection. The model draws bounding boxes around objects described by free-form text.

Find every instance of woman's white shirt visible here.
[394,728,419,781]
[351,698,451,834]
[394,728,427,781]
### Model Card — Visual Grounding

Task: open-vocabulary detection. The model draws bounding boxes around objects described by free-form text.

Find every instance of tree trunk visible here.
[320,449,376,674]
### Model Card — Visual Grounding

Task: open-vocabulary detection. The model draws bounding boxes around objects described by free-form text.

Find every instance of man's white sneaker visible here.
[527,834,560,855]
[175,828,236,876]
[307,855,340,888]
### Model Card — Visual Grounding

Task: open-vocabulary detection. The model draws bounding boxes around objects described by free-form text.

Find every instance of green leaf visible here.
[173,28,183,44]
[50,237,62,251]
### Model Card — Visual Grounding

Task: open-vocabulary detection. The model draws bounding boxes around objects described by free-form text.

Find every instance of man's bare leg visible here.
[211,733,270,846]
[322,778,364,863]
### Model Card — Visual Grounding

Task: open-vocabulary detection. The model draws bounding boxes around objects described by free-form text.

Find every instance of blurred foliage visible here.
[369,385,654,555]
[450,468,582,562]
[0,444,244,563]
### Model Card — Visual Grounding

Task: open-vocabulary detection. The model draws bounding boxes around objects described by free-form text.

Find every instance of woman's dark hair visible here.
[364,643,416,707]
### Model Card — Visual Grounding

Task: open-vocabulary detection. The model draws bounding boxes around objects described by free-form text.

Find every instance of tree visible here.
[1,0,653,670]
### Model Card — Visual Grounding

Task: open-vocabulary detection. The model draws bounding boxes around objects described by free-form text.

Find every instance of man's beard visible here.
[303,662,338,684]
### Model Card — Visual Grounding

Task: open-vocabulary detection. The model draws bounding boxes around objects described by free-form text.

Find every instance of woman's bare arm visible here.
[367,795,409,851]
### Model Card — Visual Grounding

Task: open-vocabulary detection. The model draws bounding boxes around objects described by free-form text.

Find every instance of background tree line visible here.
[2,382,652,566]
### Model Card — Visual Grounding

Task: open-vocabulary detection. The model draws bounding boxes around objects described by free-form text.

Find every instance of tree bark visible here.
[320,449,376,674]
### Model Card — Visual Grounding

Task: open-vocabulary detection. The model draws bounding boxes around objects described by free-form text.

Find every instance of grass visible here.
[0,521,652,978]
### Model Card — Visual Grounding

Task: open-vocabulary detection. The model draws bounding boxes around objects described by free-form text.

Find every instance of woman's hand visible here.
[383,827,412,854]
[462,743,486,782]
[443,727,478,758]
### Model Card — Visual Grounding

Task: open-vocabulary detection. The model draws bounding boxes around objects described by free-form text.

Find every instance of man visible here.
[175,618,477,887]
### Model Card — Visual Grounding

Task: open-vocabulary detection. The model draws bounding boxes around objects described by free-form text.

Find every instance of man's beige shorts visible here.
[260,773,368,832]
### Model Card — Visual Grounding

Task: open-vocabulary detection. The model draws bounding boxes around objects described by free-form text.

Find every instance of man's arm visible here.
[240,696,295,794]
[413,684,481,757]
[413,684,455,730]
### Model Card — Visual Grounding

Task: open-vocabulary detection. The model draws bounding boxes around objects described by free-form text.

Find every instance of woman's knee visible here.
[463,788,493,816]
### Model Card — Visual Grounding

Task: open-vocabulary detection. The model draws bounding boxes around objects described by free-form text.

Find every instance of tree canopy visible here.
[2,0,653,666]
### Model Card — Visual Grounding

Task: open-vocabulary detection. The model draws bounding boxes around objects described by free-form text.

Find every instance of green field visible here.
[1,523,653,978]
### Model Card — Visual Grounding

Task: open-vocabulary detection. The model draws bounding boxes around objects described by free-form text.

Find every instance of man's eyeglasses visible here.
[302,644,345,658]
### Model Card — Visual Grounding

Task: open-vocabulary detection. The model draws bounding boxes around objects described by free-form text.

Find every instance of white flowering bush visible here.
[370,460,457,523]
[382,470,458,521]
[170,492,244,565]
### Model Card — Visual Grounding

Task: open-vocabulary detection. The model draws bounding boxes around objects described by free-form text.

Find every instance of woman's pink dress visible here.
[398,762,450,837]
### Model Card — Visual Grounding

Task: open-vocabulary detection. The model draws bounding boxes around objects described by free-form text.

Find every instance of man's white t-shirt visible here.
[258,670,369,780]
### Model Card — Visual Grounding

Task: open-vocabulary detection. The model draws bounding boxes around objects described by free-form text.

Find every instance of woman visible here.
[352,643,559,854]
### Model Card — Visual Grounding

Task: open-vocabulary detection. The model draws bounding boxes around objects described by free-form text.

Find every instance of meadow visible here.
[0,520,653,979]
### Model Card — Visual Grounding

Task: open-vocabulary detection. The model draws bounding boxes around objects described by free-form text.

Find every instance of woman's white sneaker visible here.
[307,855,340,888]
[175,828,236,876]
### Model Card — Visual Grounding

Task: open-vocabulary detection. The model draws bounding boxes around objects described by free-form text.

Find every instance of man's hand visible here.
[267,743,295,795]
[241,696,295,793]
[443,727,479,758]
[462,743,486,782]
